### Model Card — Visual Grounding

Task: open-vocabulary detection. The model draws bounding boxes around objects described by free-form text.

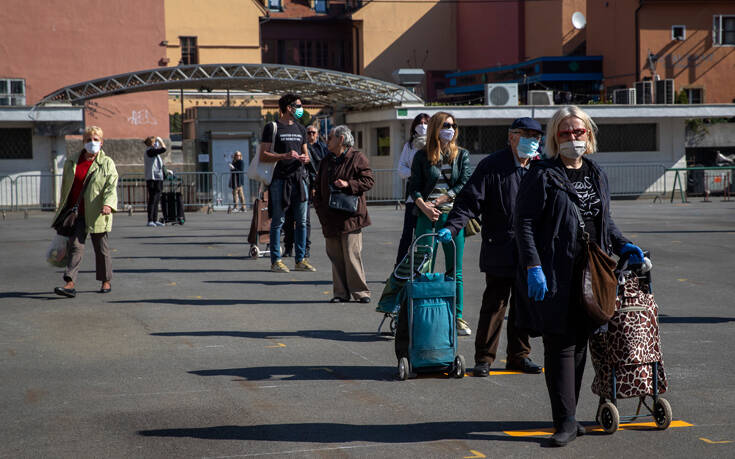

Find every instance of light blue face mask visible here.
[293,106,304,119]
[517,136,540,158]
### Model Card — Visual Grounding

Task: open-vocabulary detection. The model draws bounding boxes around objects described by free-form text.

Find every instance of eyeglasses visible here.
[307,131,317,135]
[290,103,303,109]
[511,129,542,141]
[557,128,588,139]
[442,122,458,130]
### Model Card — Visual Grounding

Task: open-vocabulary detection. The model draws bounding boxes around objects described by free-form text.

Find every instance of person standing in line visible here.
[258,93,315,273]
[394,113,429,266]
[438,117,544,376]
[228,150,246,212]
[143,135,166,227]
[53,126,118,297]
[283,123,328,258]
[314,125,374,303]
[515,106,645,446]
[406,111,472,335]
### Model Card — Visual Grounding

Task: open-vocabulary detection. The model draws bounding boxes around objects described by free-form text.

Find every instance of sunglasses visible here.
[557,128,587,139]
[307,131,318,135]
[442,122,458,130]
[290,103,303,109]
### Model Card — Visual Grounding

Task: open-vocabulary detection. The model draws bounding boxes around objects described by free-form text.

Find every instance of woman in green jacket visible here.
[53,126,118,298]
[407,111,472,335]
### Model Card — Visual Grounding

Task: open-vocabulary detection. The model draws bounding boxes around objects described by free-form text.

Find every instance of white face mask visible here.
[559,140,586,159]
[414,124,427,137]
[439,128,454,142]
[85,141,101,154]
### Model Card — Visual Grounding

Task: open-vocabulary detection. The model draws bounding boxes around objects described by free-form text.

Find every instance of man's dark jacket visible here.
[444,147,525,277]
[514,156,630,335]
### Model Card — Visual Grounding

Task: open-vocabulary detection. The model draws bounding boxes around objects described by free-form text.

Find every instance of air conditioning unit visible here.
[635,81,653,104]
[484,83,519,106]
[613,88,636,105]
[655,79,675,104]
[528,90,554,105]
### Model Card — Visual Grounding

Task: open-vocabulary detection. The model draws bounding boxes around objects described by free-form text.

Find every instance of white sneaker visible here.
[154,221,164,226]
[457,317,472,336]
[147,221,156,227]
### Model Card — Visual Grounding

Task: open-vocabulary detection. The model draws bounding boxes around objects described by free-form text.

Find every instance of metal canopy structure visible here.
[37,63,423,110]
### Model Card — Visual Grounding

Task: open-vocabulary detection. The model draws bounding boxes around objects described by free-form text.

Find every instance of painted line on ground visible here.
[700,437,732,444]
[504,420,693,437]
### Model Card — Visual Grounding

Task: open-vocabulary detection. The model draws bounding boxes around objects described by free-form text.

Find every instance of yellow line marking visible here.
[188,295,202,299]
[323,291,330,295]
[265,343,286,348]
[207,246,214,249]
[678,278,688,282]
[227,253,235,257]
[700,438,733,444]
[111,249,118,252]
[464,450,486,458]
[168,282,177,286]
[504,420,693,437]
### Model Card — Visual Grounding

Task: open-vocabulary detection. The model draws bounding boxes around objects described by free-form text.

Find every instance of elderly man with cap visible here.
[437,117,544,376]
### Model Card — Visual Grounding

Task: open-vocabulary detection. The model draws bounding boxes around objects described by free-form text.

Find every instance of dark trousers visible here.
[474,274,531,366]
[63,217,112,284]
[395,202,417,266]
[146,179,163,223]
[284,204,312,257]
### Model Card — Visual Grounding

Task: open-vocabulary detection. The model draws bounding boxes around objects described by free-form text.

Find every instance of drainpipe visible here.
[635,0,644,82]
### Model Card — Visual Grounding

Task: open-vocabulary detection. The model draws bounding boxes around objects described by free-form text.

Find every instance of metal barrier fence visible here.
[2,164,673,212]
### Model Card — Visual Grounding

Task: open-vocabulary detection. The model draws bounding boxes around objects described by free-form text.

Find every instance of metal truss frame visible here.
[37,63,423,110]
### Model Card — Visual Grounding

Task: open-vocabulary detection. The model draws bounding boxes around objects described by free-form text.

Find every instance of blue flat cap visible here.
[511,117,543,133]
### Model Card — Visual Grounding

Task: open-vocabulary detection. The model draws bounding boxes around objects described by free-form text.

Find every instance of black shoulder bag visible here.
[52,169,96,237]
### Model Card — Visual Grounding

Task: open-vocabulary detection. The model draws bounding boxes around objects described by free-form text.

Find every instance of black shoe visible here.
[357,297,371,304]
[329,297,348,303]
[549,418,578,447]
[506,357,543,374]
[99,287,111,294]
[473,362,490,377]
[54,287,76,298]
[576,422,586,436]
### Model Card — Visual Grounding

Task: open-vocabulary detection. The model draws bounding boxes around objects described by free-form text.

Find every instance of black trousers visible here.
[284,203,312,257]
[146,179,163,223]
[474,274,531,366]
[395,202,417,266]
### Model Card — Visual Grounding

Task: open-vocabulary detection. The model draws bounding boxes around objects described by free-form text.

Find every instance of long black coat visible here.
[444,147,526,277]
[514,156,630,335]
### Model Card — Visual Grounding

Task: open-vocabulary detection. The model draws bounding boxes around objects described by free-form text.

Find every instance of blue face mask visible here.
[293,106,304,119]
[517,136,540,158]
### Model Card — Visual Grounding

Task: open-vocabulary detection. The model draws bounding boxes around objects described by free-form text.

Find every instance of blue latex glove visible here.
[620,243,645,265]
[527,266,548,302]
[437,228,452,243]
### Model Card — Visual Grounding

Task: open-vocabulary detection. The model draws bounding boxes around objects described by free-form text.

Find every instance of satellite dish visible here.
[572,11,587,30]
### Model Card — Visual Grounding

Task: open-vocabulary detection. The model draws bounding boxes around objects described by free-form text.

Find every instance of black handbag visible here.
[52,169,95,237]
[328,184,359,214]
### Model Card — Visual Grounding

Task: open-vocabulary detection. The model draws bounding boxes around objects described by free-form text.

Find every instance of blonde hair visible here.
[84,126,104,140]
[143,136,156,146]
[544,106,597,159]
[425,111,458,165]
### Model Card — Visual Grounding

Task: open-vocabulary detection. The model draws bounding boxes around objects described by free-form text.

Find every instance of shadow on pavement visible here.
[113,255,246,261]
[152,330,391,342]
[658,315,735,324]
[0,291,69,300]
[189,365,395,381]
[203,279,384,286]
[137,420,549,444]
[110,298,327,306]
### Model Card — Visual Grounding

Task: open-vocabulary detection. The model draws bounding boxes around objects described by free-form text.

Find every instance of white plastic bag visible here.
[247,121,277,186]
[46,234,69,267]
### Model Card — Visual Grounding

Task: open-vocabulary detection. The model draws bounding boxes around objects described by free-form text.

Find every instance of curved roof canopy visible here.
[38,63,423,110]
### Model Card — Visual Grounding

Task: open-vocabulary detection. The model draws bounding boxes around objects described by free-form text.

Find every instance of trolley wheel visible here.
[653,398,672,430]
[598,401,620,434]
[249,245,260,258]
[452,354,466,378]
[398,357,410,381]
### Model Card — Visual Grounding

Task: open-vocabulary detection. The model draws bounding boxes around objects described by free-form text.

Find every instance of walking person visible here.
[438,117,544,376]
[314,125,374,303]
[53,126,118,297]
[258,93,315,273]
[407,111,472,335]
[228,151,246,212]
[394,113,429,265]
[143,135,166,227]
[515,106,645,446]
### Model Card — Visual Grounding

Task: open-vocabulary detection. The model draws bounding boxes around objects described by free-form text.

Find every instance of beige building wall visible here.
[164,0,264,65]
[525,0,586,60]
[352,0,457,82]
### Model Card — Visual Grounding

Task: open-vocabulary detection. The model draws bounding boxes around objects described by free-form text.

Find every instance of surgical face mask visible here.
[517,136,539,158]
[85,141,101,154]
[293,106,304,119]
[559,140,587,159]
[439,128,454,142]
[414,123,427,136]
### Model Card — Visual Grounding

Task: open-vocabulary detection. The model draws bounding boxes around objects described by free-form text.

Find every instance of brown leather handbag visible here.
[573,205,618,326]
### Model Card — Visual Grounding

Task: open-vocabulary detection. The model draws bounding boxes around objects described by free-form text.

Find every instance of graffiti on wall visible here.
[127,109,158,126]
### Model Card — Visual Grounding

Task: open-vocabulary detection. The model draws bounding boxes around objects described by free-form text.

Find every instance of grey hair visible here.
[331,125,354,148]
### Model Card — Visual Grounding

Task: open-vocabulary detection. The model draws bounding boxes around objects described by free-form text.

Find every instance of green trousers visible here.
[414,212,465,318]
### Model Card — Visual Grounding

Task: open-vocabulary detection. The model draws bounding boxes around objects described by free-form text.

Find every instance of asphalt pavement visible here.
[1,199,734,458]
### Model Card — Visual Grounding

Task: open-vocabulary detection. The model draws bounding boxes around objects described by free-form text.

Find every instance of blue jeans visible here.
[269,178,308,264]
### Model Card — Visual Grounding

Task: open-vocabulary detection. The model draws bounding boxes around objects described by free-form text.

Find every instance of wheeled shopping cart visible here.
[589,254,672,433]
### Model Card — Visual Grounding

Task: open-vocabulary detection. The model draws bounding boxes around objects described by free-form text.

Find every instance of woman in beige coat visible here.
[53,126,118,297]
